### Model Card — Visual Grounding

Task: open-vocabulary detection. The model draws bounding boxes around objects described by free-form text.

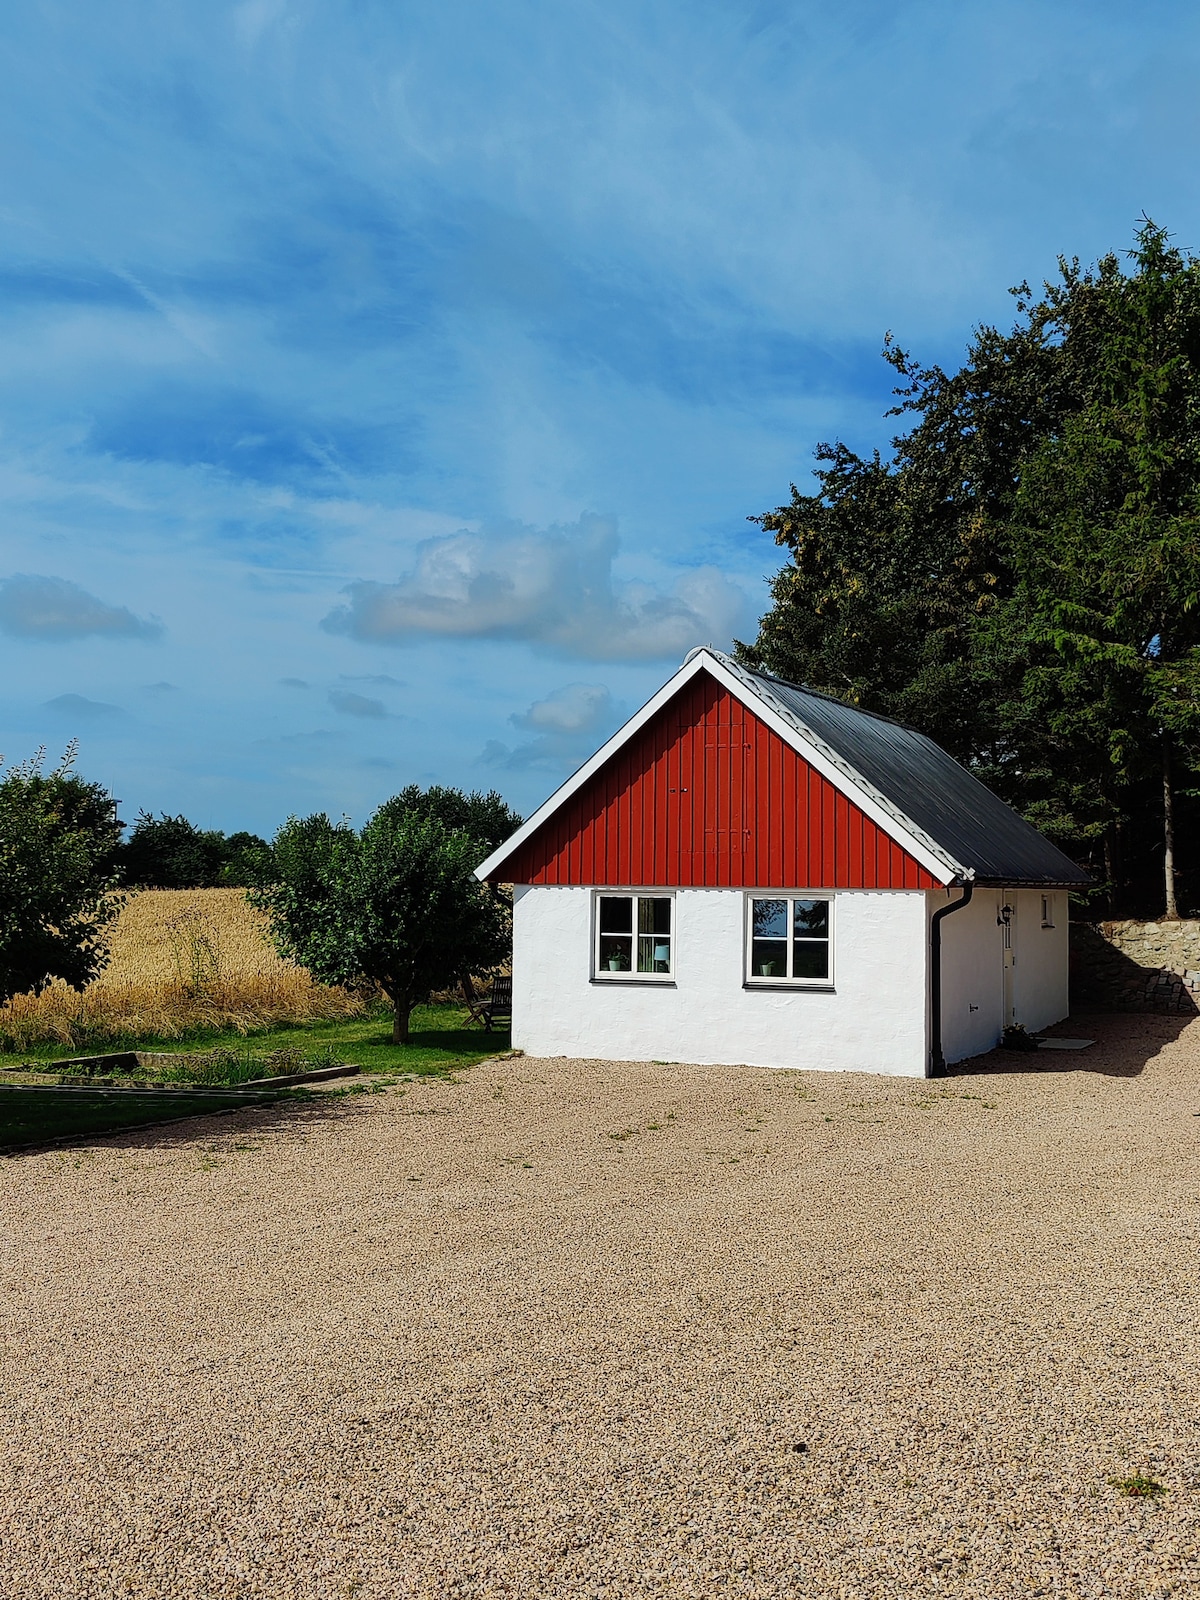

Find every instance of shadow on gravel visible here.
[2,1086,372,1158]
[948,1011,1197,1080]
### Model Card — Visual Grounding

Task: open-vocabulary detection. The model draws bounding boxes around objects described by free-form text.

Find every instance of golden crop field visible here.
[0,888,367,1052]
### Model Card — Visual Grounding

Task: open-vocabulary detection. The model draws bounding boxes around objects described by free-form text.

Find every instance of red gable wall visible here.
[496,671,940,889]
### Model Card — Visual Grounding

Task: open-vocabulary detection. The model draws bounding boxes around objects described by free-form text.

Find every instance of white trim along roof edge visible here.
[474,648,962,886]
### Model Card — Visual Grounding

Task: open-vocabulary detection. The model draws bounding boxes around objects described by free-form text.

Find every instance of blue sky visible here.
[3,0,1199,834]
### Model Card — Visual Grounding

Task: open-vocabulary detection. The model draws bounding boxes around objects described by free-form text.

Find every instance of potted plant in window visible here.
[758,959,780,977]
[607,949,630,972]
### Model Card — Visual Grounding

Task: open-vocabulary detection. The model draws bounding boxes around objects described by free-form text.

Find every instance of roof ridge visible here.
[708,652,966,879]
[724,655,928,737]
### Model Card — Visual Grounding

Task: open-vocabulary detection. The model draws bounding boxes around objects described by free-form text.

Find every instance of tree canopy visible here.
[376,785,523,856]
[739,221,1200,916]
[0,746,124,1005]
[120,813,274,888]
[253,787,517,1043]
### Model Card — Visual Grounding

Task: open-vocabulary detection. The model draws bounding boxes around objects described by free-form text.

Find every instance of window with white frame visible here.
[1041,894,1055,928]
[746,895,832,984]
[595,894,673,979]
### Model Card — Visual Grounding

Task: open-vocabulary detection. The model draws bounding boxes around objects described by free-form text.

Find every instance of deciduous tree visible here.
[0,746,123,1005]
[255,807,510,1043]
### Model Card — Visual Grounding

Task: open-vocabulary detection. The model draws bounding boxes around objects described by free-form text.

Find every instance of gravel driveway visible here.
[2,1014,1199,1599]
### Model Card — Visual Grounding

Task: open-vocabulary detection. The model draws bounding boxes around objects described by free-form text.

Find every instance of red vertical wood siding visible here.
[496,672,940,889]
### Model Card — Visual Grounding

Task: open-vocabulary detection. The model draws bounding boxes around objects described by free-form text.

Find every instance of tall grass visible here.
[0,889,369,1053]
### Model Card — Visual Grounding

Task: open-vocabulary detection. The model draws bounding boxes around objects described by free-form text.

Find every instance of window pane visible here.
[793,899,828,938]
[599,896,632,933]
[751,938,788,977]
[752,899,788,940]
[599,935,633,972]
[792,940,829,980]
[638,897,671,936]
[638,935,671,973]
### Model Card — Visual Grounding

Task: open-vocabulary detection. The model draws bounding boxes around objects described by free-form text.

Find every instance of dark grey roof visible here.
[723,655,1090,887]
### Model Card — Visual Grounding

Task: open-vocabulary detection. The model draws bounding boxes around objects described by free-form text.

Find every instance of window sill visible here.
[743,981,836,993]
[591,976,677,987]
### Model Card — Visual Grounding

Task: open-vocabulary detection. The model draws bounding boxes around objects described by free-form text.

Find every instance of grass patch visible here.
[10,1004,509,1080]
[1108,1474,1166,1499]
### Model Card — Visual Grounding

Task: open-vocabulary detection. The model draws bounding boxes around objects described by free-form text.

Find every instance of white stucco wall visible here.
[1011,887,1070,1034]
[934,888,1003,1064]
[511,885,930,1076]
[935,885,1070,1063]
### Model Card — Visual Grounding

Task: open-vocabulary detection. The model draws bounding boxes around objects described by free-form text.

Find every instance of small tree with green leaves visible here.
[377,785,522,855]
[219,831,275,887]
[255,807,510,1043]
[0,746,124,1006]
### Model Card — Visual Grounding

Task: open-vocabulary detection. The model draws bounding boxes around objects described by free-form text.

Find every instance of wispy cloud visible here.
[481,680,620,771]
[0,575,162,642]
[323,515,749,662]
[252,729,344,748]
[328,687,389,719]
[0,0,1195,828]
[43,692,125,720]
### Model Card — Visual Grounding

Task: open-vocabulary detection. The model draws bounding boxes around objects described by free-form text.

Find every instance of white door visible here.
[1001,900,1016,1026]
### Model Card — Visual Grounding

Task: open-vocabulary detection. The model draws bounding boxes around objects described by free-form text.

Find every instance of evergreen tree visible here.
[740,221,1200,915]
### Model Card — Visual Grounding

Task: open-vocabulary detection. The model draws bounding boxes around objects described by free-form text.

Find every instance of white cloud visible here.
[322,514,750,662]
[0,574,163,642]
[512,682,614,735]
[481,679,620,771]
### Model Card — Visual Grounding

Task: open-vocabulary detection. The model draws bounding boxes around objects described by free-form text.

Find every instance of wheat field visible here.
[0,889,367,1052]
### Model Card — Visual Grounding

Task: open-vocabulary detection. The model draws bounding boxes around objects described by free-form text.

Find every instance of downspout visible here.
[928,873,975,1079]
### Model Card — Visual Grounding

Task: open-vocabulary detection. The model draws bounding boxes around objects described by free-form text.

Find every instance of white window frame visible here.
[1041,894,1055,928]
[593,891,675,983]
[744,892,835,988]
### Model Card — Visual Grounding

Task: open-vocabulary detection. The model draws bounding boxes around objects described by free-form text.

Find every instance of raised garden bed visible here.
[0,1084,293,1153]
[0,1053,361,1152]
[0,1051,360,1089]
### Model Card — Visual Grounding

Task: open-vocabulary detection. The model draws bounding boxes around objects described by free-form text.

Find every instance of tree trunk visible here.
[391,993,412,1044]
[1163,740,1180,920]
[1103,829,1116,917]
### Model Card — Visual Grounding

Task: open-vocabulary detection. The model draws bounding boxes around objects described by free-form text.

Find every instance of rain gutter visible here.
[928,874,975,1080]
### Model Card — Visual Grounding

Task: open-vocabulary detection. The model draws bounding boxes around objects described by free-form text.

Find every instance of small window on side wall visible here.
[1041,895,1055,928]
[747,895,832,985]
[596,894,673,979]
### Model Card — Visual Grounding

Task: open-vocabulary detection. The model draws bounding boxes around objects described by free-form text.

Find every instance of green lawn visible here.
[0,1086,289,1151]
[11,1003,511,1079]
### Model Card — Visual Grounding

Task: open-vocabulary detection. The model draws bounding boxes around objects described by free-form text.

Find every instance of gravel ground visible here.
[2,1013,1199,1599]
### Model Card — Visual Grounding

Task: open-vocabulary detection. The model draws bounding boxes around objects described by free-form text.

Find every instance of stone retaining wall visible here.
[1070,919,1200,1013]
